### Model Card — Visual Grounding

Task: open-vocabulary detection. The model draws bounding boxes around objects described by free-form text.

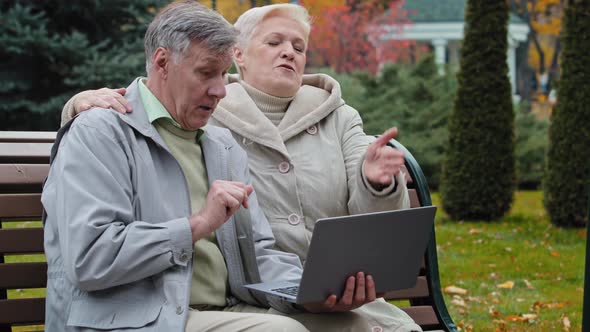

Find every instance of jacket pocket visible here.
[67,297,162,329]
[66,281,163,329]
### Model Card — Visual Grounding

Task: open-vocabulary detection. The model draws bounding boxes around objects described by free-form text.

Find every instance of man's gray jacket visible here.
[41,79,303,331]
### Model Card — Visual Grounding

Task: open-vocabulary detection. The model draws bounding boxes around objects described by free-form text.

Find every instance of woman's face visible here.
[235,15,307,97]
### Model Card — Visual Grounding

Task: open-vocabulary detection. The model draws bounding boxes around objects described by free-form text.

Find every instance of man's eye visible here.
[268,41,280,46]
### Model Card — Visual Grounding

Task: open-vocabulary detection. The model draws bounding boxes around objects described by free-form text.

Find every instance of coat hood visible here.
[213,73,346,156]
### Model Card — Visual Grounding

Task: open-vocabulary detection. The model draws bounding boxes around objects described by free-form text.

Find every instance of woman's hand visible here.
[73,88,132,114]
[363,127,405,188]
[302,272,379,313]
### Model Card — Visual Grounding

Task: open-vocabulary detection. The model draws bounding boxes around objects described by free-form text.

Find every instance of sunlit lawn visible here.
[6,191,585,331]
[432,191,585,331]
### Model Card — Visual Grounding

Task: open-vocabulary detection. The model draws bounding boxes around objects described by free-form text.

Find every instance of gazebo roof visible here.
[403,0,525,24]
[381,0,529,42]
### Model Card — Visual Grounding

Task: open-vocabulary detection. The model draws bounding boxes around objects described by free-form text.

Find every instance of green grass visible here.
[6,192,585,331]
[433,191,584,331]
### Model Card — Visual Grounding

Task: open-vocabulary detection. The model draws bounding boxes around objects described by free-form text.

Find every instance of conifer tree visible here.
[0,0,167,130]
[544,0,590,228]
[440,0,515,221]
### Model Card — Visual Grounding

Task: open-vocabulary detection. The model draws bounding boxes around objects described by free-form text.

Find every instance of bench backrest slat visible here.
[0,298,46,325]
[0,131,56,143]
[384,276,429,300]
[0,228,45,254]
[0,164,49,186]
[0,194,43,219]
[0,142,52,164]
[0,263,48,289]
[401,305,440,328]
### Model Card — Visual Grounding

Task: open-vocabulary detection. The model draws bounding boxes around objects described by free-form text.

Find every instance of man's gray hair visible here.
[234,4,311,49]
[144,1,238,73]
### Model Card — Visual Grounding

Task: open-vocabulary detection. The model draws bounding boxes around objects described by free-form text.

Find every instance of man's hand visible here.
[74,88,132,114]
[302,272,379,313]
[188,180,254,242]
[363,127,405,188]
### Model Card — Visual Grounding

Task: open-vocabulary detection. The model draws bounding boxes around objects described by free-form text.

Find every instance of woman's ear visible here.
[233,47,245,68]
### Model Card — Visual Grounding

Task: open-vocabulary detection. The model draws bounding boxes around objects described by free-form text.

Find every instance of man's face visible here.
[165,42,232,130]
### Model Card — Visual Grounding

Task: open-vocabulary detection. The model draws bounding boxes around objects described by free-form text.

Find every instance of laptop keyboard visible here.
[271,286,299,297]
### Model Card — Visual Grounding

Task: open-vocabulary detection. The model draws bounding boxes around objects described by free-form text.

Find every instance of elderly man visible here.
[41,2,308,331]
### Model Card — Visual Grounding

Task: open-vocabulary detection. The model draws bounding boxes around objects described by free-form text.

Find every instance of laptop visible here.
[244,205,436,304]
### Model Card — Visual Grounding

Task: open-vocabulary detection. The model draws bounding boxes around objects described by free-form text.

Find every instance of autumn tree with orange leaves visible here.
[303,0,414,74]
[511,0,565,100]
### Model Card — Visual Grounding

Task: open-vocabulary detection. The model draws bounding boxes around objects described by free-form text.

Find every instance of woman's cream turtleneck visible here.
[239,80,294,126]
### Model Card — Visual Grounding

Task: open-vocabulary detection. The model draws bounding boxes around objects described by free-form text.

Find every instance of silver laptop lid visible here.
[295,206,436,304]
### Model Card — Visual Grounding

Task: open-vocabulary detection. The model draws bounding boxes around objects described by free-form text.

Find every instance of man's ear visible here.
[152,47,170,79]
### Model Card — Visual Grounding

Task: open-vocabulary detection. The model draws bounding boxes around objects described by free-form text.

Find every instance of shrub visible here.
[440,1,515,221]
[544,0,590,228]
[0,1,167,130]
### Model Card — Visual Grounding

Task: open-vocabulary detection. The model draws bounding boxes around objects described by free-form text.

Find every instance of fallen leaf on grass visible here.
[497,281,514,289]
[489,272,501,280]
[488,306,502,318]
[532,301,570,311]
[523,279,534,289]
[505,314,537,322]
[562,316,571,331]
[550,251,560,257]
[452,296,467,307]
[444,285,468,295]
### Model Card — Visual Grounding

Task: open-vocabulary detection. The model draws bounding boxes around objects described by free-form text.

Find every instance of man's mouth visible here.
[199,105,214,112]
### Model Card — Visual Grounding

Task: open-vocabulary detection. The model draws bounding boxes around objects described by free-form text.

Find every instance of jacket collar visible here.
[120,78,227,157]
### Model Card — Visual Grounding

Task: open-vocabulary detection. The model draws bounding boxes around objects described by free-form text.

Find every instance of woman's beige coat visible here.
[212,74,409,261]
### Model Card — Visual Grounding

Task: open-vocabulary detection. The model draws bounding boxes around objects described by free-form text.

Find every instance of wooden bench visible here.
[0,131,55,332]
[0,131,457,331]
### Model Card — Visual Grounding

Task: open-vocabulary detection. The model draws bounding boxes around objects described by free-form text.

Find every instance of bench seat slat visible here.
[0,263,48,289]
[0,228,44,254]
[0,298,45,325]
[384,276,429,300]
[0,194,43,218]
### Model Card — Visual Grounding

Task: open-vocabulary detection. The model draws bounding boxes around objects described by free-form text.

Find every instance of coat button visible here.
[278,161,290,173]
[288,214,300,225]
[179,251,189,262]
[306,125,318,135]
[176,306,184,315]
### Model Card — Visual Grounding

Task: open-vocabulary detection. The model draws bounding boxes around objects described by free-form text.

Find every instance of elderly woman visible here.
[61,4,421,332]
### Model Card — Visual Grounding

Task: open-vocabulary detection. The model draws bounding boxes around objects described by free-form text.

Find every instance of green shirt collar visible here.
[138,78,204,141]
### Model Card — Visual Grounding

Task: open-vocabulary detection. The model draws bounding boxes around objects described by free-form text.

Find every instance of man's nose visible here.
[209,79,226,99]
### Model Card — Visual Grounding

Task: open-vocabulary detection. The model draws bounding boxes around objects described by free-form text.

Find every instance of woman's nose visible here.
[280,46,295,59]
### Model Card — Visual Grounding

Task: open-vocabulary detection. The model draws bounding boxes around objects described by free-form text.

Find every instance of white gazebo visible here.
[379,0,529,97]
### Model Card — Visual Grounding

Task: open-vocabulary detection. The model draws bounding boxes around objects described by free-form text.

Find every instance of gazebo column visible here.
[432,39,448,75]
[507,38,518,97]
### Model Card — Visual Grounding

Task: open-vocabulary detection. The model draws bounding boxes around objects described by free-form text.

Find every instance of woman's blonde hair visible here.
[234,4,311,48]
